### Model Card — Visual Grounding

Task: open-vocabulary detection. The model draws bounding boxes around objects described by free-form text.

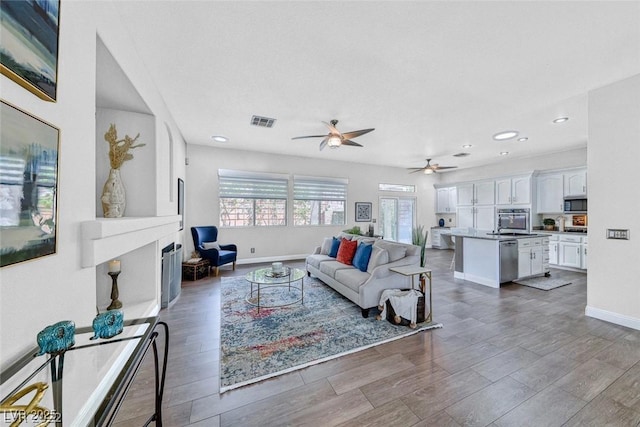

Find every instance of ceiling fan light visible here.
[327,135,342,148]
[423,168,435,174]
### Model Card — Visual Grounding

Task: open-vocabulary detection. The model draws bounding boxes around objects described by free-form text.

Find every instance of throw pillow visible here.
[202,241,220,250]
[328,237,341,258]
[374,240,407,262]
[367,246,390,273]
[353,243,373,272]
[320,237,333,255]
[336,238,358,265]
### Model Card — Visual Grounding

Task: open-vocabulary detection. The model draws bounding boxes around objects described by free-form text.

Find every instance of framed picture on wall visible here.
[355,202,372,222]
[178,178,184,230]
[0,0,60,102]
[1,100,60,267]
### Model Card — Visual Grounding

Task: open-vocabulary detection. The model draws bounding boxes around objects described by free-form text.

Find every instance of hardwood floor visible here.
[114,249,640,426]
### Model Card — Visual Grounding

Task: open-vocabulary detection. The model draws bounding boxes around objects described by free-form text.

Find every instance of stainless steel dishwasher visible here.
[499,240,518,283]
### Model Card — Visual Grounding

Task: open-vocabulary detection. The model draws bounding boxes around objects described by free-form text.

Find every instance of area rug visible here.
[513,276,572,291]
[219,275,442,392]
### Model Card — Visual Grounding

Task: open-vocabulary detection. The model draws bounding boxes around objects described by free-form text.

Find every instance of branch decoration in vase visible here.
[101,124,145,218]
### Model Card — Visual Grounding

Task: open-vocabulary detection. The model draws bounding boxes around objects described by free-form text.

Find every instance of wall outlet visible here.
[250,247,255,253]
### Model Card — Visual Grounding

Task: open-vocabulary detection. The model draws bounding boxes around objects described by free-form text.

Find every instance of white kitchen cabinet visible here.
[436,187,457,213]
[564,169,587,197]
[537,173,564,213]
[582,236,588,269]
[496,176,531,205]
[456,205,495,231]
[549,241,559,265]
[559,235,583,268]
[457,181,494,206]
[517,238,544,278]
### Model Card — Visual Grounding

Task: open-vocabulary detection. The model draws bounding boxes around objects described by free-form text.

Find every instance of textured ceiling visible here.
[109,1,640,172]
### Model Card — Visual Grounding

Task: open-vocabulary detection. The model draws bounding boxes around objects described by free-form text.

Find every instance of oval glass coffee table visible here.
[245,266,306,312]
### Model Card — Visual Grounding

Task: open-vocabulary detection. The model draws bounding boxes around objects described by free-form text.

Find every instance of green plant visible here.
[412,225,428,267]
[543,218,556,226]
[343,225,363,235]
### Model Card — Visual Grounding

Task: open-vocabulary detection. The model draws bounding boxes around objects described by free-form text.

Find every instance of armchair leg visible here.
[214,267,219,277]
[232,262,236,271]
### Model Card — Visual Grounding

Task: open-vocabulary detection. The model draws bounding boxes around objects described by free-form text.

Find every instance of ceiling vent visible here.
[453,152,471,157]
[251,115,276,128]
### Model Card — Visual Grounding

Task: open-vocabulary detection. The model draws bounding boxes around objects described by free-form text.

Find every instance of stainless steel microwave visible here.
[564,198,587,213]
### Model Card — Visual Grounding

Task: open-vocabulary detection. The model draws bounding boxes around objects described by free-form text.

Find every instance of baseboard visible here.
[237,254,307,265]
[585,305,640,331]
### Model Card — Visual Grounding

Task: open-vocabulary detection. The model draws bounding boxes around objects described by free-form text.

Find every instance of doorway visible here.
[379,197,416,243]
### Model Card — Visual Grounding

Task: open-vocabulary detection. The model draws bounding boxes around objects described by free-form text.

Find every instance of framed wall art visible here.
[355,202,372,222]
[0,100,60,268]
[0,0,60,102]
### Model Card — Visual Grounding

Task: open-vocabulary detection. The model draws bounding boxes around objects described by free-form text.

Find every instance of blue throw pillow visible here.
[329,237,341,258]
[353,243,373,272]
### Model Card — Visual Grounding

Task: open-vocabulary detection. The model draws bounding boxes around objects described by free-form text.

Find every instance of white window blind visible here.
[293,176,348,201]
[218,169,288,199]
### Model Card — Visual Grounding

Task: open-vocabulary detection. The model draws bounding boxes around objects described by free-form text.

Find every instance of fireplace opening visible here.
[161,242,182,308]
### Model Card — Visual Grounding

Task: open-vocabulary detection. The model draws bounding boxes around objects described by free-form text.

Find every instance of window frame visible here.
[293,175,348,227]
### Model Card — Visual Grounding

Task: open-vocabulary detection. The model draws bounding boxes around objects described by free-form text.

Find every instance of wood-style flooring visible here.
[114,249,640,426]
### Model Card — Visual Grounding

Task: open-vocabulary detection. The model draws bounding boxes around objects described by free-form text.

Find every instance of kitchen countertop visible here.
[447,230,547,241]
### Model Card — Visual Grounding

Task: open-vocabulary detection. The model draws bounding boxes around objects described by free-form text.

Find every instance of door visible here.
[549,242,559,265]
[531,246,544,274]
[475,205,495,231]
[436,188,450,213]
[379,197,416,243]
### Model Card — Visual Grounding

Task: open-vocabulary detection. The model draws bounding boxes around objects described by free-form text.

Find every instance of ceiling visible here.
[108,1,640,172]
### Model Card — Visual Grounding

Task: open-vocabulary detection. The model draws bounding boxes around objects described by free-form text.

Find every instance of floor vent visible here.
[251,115,276,128]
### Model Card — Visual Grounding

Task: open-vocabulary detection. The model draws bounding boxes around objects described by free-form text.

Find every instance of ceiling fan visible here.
[408,158,458,174]
[292,120,374,151]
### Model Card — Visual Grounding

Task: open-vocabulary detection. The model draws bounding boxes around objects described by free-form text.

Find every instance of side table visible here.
[389,265,433,323]
[182,259,210,281]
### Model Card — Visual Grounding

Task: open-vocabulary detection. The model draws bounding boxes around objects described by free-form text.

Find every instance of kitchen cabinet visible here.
[537,173,564,213]
[559,235,583,268]
[496,176,531,205]
[564,169,587,197]
[517,238,545,278]
[582,237,588,269]
[548,234,559,265]
[457,205,495,231]
[457,181,494,206]
[436,187,457,213]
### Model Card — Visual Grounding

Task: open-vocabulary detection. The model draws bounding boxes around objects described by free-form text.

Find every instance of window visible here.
[219,169,288,227]
[378,183,416,193]
[293,176,348,226]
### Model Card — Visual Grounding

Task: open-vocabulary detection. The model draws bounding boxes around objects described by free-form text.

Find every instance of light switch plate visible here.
[607,229,630,240]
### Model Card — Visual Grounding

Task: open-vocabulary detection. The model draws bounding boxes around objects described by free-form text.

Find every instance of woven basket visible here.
[385,290,425,326]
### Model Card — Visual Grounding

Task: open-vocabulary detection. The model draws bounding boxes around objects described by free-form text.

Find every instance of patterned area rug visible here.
[219,275,442,392]
[513,276,572,290]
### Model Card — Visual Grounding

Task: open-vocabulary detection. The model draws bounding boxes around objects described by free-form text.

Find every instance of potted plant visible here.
[343,225,363,236]
[412,225,429,292]
[543,218,556,231]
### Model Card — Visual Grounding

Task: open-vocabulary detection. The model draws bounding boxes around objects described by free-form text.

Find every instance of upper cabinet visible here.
[564,169,587,197]
[536,173,564,213]
[436,187,457,213]
[457,181,494,206]
[496,175,531,205]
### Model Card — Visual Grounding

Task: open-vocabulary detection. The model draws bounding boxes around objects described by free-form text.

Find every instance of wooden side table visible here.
[182,259,210,281]
[389,265,433,323]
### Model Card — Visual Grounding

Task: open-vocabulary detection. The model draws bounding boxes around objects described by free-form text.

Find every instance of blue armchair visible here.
[191,226,237,276]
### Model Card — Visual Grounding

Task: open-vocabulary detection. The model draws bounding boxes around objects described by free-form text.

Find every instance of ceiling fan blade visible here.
[322,121,341,135]
[434,166,457,170]
[341,139,363,147]
[341,128,375,140]
[319,137,328,151]
[292,134,328,140]
[407,168,425,174]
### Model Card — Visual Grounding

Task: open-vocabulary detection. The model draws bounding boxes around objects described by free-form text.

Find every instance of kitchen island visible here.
[449,230,550,288]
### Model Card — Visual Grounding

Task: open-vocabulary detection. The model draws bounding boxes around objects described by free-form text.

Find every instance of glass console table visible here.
[0,317,169,426]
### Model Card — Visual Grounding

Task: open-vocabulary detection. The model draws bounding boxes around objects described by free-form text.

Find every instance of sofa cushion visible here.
[336,238,358,265]
[374,240,407,262]
[367,246,390,273]
[335,268,369,293]
[320,237,333,255]
[319,260,353,279]
[329,237,341,258]
[202,241,220,250]
[352,243,373,272]
[306,254,333,269]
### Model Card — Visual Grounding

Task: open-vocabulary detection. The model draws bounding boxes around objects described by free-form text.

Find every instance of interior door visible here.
[379,197,416,243]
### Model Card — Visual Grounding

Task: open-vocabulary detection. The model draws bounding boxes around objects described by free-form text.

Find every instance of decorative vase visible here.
[101,168,126,218]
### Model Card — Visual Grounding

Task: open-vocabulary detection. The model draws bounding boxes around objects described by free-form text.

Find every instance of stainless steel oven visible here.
[496,208,530,233]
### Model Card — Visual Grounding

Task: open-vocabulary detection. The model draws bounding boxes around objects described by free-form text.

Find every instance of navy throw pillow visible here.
[329,237,341,258]
[353,243,373,272]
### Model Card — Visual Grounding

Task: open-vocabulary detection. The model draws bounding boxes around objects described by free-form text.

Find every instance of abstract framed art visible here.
[355,202,372,222]
[0,0,61,102]
[0,100,60,268]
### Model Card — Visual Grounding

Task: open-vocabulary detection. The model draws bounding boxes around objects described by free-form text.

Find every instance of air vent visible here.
[251,115,276,128]
[453,152,471,157]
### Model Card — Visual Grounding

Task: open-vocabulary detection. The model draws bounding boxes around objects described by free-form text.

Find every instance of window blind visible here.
[293,176,348,201]
[219,169,288,199]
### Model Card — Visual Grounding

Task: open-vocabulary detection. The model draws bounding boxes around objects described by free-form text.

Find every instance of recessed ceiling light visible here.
[553,117,569,123]
[462,144,473,148]
[517,137,528,142]
[212,135,229,142]
[493,130,519,141]
[500,151,509,156]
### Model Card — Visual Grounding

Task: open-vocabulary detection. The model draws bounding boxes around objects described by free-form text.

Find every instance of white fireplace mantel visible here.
[81,215,181,267]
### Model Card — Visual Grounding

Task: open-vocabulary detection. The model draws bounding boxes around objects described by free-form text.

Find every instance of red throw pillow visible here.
[336,238,358,265]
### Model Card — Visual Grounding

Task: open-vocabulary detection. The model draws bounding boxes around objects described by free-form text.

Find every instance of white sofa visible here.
[306,234,421,317]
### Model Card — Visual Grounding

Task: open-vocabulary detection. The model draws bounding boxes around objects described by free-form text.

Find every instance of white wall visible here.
[0,2,187,369]
[586,74,640,329]
[185,145,438,260]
